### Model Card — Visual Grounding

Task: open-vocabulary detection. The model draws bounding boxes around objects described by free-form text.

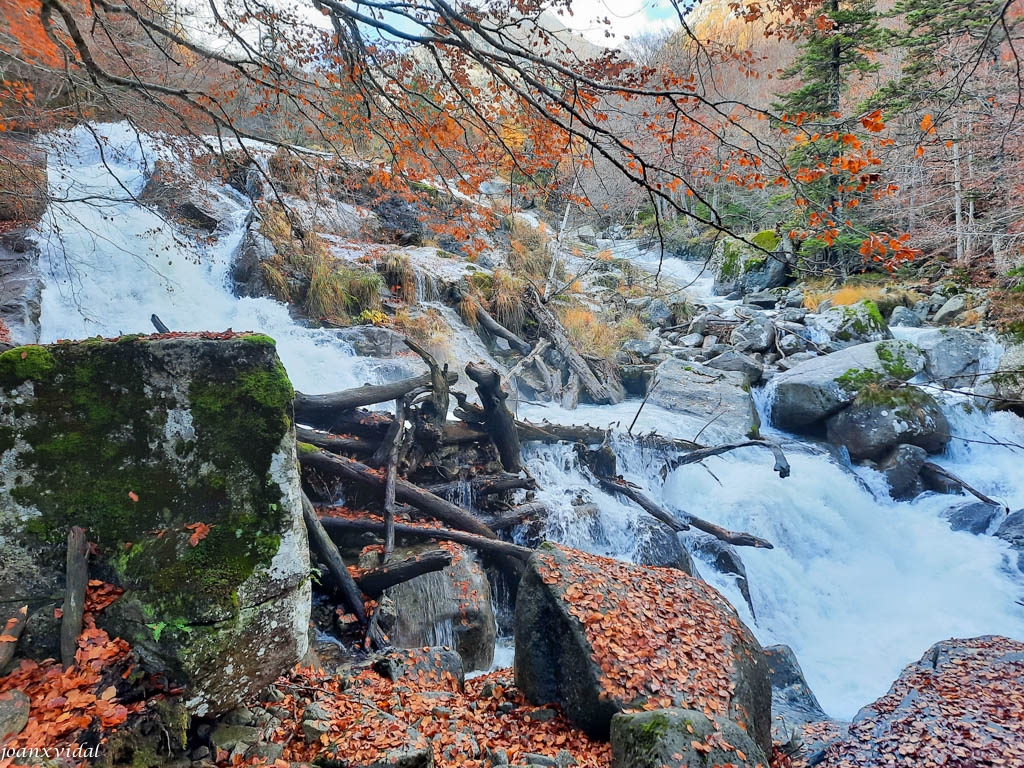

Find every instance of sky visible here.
[554,0,682,44]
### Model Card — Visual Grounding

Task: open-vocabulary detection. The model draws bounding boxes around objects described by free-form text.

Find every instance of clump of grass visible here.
[803,279,926,317]
[557,306,646,359]
[392,307,451,355]
[459,291,481,328]
[306,261,383,322]
[378,251,416,300]
[507,216,555,279]
[491,269,526,333]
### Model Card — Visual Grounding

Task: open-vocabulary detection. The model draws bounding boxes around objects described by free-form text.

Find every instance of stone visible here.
[763,645,829,743]
[778,333,807,356]
[334,325,407,357]
[373,647,465,692]
[888,305,922,327]
[743,291,779,309]
[648,359,761,444]
[0,336,310,717]
[618,364,654,397]
[912,328,989,389]
[0,690,30,743]
[691,537,753,616]
[980,342,1024,413]
[210,724,263,751]
[631,518,695,576]
[15,603,61,662]
[687,314,708,335]
[621,337,661,361]
[876,444,927,499]
[944,501,1003,535]
[641,299,672,328]
[995,510,1024,572]
[677,332,703,347]
[777,307,807,323]
[0,231,42,347]
[704,350,764,384]
[730,316,776,354]
[824,636,1024,766]
[376,543,496,672]
[933,294,968,324]
[769,339,926,432]
[825,386,949,460]
[805,300,892,350]
[610,708,767,768]
[514,543,770,751]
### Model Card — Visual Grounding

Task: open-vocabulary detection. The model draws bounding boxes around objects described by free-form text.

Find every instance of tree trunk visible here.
[381,398,406,559]
[475,305,533,355]
[294,371,457,428]
[319,515,534,561]
[354,549,453,597]
[466,362,523,472]
[297,426,377,456]
[423,473,537,498]
[0,605,28,669]
[301,493,367,626]
[299,450,498,539]
[61,526,90,668]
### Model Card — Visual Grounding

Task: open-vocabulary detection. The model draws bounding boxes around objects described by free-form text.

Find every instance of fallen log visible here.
[466,362,523,472]
[301,493,367,626]
[525,288,624,405]
[475,304,533,355]
[61,526,89,667]
[921,462,1008,511]
[354,549,453,598]
[294,371,458,428]
[0,605,28,669]
[479,501,549,531]
[299,450,498,539]
[319,516,534,561]
[596,477,689,533]
[297,426,376,456]
[423,473,537,498]
[665,439,792,479]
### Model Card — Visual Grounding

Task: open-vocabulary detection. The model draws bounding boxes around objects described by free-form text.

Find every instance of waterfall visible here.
[30,124,1024,721]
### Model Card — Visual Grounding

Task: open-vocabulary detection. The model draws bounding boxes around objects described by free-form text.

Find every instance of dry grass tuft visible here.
[558,306,645,359]
[491,269,526,333]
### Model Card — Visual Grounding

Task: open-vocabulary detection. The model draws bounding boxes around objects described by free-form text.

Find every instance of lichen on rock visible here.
[0,334,310,716]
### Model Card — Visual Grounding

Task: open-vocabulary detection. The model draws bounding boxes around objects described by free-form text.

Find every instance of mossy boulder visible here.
[610,708,768,768]
[710,232,788,295]
[806,300,892,350]
[769,340,925,432]
[0,335,310,716]
[824,384,949,460]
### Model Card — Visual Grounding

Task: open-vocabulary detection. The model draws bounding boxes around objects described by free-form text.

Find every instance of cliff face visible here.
[0,333,310,716]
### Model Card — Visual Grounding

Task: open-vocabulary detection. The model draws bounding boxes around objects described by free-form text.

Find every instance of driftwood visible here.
[319,515,534,561]
[502,339,551,389]
[302,493,367,626]
[354,549,453,598]
[921,462,1008,511]
[479,501,549,531]
[466,363,523,472]
[665,439,792,479]
[297,426,377,456]
[61,526,90,667]
[294,371,457,428]
[525,288,624,405]
[300,450,498,539]
[150,314,170,333]
[0,605,28,669]
[475,304,532,355]
[596,477,689,533]
[381,398,407,559]
[423,473,537,498]
[404,339,449,428]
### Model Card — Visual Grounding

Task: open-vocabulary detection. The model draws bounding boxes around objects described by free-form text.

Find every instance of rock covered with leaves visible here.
[514,543,771,753]
[610,707,768,768]
[818,636,1024,768]
[0,333,310,716]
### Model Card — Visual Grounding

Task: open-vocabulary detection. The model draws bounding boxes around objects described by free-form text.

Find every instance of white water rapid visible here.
[32,124,1024,721]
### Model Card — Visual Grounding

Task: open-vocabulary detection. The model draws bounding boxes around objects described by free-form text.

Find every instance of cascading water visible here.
[31,125,1024,722]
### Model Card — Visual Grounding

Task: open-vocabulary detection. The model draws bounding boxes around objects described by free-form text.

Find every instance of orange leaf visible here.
[185,522,211,546]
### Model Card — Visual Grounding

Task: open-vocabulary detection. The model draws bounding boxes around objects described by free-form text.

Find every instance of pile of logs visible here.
[292,338,790,646]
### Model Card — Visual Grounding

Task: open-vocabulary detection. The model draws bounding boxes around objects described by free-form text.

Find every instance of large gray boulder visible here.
[649,358,761,443]
[821,637,1024,766]
[944,501,1004,535]
[610,708,767,768]
[913,328,989,389]
[875,443,928,499]
[0,335,310,716]
[514,543,771,752]
[730,315,776,354]
[805,300,892,350]
[705,349,764,383]
[995,510,1024,573]
[335,325,407,358]
[981,341,1024,413]
[825,387,949,460]
[763,644,829,743]
[769,339,926,432]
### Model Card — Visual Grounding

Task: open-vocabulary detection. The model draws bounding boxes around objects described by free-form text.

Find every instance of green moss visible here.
[0,346,56,386]
[241,333,277,347]
[854,383,933,410]
[639,713,670,741]
[835,367,885,392]
[743,256,767,273]
[297,441,321,455]
[750,229,781,251]
[876,341,915,380]
[720,242,742,280]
